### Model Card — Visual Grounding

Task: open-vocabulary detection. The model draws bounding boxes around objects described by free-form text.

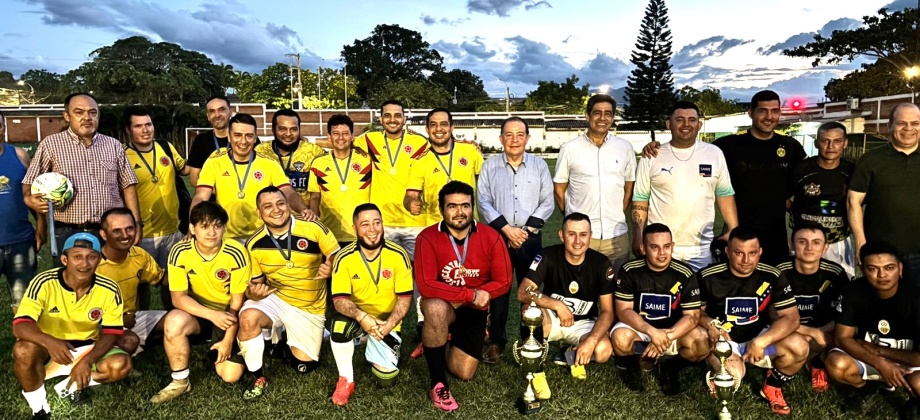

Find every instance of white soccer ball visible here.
[31,172,74,207]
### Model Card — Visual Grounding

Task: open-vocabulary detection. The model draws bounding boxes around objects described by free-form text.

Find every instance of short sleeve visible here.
[714,150,734,197]
[307,157,323,193]
[472,150,484,175]
[394,252,414,296]
[319,227,340,256]
[405,157,424,191]
[14,279,46,323]
[197,158,218,189]
[100,286,125,332]
[187,134,211,169]
[117,150,139,188]
[553,143,571,183]
[525,251,549,286]
[230,250,251,295]
[267,160,291,188]
[771,272,796,310]
[697,272,712,306]
[330,254,352,298]
[140,251,165,286]
[599,259,615,296]
[247,243,265,280]
[680,273,702,309]
[169,143,187,171]
[614,265,636,301]
[168,248,189,293]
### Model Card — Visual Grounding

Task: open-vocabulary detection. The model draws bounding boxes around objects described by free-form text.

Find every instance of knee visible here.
[824,352,852,381]
[12,341,41,364]
[238,309,264,334]
[118,333,140,354]
[593,339,613,364]
[453,367,475,382]
[163,311,193,338]
[103,355,133,380]
[372,365,400,387]
[217,367,243,384]
[610,329,635,354]
[421,299,450,318]
[781,333,810,361]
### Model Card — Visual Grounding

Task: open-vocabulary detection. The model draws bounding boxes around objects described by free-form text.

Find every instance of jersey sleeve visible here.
[100,284,125,335]
[680,272,702,309]
[632,157,652,201]
[614,265,636,301]
[697,272,712,308]
[525,251,549,287]
[330,253,352,300]
[140,251,165,286]
[230,250,251,295]
[714,150,735,197]
[405,156,425,191]
[552,143,571,183]
[168,143,187,171]
[771,272,796,310]
[599,258,616,296]
[316,222,340,256]
[394,251,414,296]
[13,278,46,324]
[247,243,265,280]
[167,248,190,293]
[306,156,324,193]
[196,158,218,189]
[472,149,484,176]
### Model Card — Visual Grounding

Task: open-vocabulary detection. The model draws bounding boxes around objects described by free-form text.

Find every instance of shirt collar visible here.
[503,152,530,167]
[66,128,98,145]
[56,267,96,292]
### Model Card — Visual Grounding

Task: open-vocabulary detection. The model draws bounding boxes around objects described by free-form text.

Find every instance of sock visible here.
[810,356,826,370]
[766,367,795,388]
[424,345,448,388]
[171,368,190,381]
[331,339,355,382]
[239,336,265,374]
[261,328,272,340]
[22,387,49,413]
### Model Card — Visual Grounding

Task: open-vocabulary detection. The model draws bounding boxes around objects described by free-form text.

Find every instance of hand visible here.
[472,289,491,308]
[46,338,75,365]
[67,359,93,391]
[574,338,596,366]
[855,238,866,266]
[247,282,277,300]
[209,311,237,330]
[876,358,912,392]
[374,318,392,340]
[556,304,575,328]
[317,259,332,279]
[210,339,233,364]
[25,193,49,214]
[742,336,768,364]
[641,141,661,159]
[646,327,671,356]
[123,312,136,329]
[299,208,319,222]
[706,323,726,346]
[502,226,529,249]
[358,313,380,338]
[408,198,423,216]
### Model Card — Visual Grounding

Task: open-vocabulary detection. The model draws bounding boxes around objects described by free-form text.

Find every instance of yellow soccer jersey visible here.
[125,142,187,237]
[247,217,340,314]
[307,148,372,242]
[97,247,164,313]
[168,239,250,311]
[14,269,124,341]
[255,140,326,201]
[406,141,483,225]
[354,131,429,227]
[331,240,413,330]
[197,149,291,239]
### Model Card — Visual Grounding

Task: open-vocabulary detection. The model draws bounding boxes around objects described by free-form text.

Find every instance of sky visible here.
[1,0,915,105]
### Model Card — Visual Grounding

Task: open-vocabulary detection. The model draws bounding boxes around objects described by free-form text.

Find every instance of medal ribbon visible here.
[267,217,293,264]
[332,150,353,187]
[360,248,383,286]
[230,151,255,195]
[132,143,158,180]
[272,141,295,173]
[449,233,470,267]
[383,132,406,171]
[433,143,454,179]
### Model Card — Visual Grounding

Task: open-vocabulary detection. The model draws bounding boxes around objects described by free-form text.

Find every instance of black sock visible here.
[618,355,639,370]
[809,356,826,370]
[252,368,264,378]
[665,355,692,372]
[424,345,448,388]
[766,367,795,388]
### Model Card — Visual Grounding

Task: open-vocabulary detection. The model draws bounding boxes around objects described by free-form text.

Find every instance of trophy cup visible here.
[512,285,549,415]
[706,319,741,420]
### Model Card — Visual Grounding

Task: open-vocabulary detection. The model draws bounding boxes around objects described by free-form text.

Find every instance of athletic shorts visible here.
[129,310,167,348]
[191,316,244,365]
[241,294,325,361]
[824,238,856,279]
[724,327,773,369]
[328,313,402,370]
[545,310,595,346]
[610,322,679,356]
[448,305,488,360]
[45,342,129,378]
[829,348,920,381]
[384,226,424,258]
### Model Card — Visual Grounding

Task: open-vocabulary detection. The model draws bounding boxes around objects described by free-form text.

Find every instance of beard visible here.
[358,232,383,251]
[446,214,471,232]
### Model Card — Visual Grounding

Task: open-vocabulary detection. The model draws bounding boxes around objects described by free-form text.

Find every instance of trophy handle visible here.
[512,340,522,365]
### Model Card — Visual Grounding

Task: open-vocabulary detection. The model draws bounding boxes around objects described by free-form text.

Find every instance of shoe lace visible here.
[764,385,788,405]
[436,386,452,401]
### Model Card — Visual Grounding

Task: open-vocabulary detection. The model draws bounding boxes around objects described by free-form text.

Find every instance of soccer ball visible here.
[31,172,74,207]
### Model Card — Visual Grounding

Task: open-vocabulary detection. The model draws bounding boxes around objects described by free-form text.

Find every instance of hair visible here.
[586,94,616,115]
[816,121,847,140]
[670,101,702,118]
[791,222,826,241]
[728,225,759,244]
[272,108,301,129]
[327,114,354,134]
[122,105,152,135]
[562,212,591,230]
[190,201,229,226]
[229,113,257,131]
[749,90,781,111]
[205,94,231,109]
[888,102,920,127]
[255,185,284,207]
[426,108,453,126]
[380,99,404,113]
[100,207,136,227]
[352,203,381,221]
[642,223,672,242]
[438,181,475,212]
[500,116,529,135]
[64,92,98,111]
[859,241,902,264]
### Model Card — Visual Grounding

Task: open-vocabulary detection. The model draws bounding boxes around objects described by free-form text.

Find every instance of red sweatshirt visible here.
[414,221,512,309]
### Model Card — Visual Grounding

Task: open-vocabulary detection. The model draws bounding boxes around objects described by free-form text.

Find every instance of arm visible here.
[403,190,423,215]
[170,290,226,322]
[575,293,614,365]
[553,182,567,214]
[630,201,648,256]
[308,192,321,218]
[847,190,867,261]
[836,323,912,389]
[121,185,143,245]
[333,298,383,337]
[744,306,799,362]
[518,278,574,325]
[189,186,212,222]
[378,295,412,337]
[12,320,75,364]
[622,181,634,213]
[715,195,739,236]
[211,293,243,364]
[189,167,202,187]
[244,276,277,301]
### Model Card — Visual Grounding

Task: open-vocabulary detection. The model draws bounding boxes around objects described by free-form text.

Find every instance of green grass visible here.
[0,160,900,419]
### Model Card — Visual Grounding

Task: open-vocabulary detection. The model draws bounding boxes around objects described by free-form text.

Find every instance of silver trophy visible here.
[512,285,549,415]
[706,319,741,420]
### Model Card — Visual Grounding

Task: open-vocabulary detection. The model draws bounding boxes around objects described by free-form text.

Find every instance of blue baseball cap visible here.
[63,233,101,253]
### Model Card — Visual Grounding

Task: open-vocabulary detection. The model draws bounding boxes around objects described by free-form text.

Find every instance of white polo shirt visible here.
[554,133,636,239]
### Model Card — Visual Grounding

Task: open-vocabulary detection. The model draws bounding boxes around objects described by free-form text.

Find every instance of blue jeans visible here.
[1,239,37,309]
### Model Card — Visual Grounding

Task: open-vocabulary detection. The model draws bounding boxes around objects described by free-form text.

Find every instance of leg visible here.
[150,309,200,404]
[611,325,641,357]
[677,326,711,362]
[328,312,361,406]
[237,302,276,399]
[3,239,37,314]
[825,350,867,388]
[13,341,50,414]
[92,351,133,383]
[211,324,245,384]
[581,333,612,364]
[116,330,141,355]
[445,306,487,381]
[771,332,810,376]
[421,298,456,390]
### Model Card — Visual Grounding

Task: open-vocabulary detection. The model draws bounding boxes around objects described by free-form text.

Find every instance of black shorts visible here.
[449,306,488,361]
[192,316,244,365]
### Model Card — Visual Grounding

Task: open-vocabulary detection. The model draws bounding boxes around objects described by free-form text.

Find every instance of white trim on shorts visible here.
[610,321,679,356]
[130,310,166,351]
[546,309,596,346]
[240,294,325,361]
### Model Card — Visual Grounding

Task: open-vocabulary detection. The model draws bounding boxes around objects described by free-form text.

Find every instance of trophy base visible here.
[516,397,542,415]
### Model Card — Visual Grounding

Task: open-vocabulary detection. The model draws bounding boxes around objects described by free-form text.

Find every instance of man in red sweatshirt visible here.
[415,180,512,412]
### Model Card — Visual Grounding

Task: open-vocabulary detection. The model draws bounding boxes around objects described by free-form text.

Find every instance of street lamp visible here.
[17,80,35,104]
[905,66,919,103]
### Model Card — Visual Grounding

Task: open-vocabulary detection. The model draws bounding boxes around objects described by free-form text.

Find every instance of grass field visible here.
[0,159,903,419]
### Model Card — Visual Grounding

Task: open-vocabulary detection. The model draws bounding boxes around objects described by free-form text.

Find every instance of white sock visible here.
[22,387,49,413]
[171,369,190,381]
[239,336,265,372]
[331,339,355,382]
[261,328,272,341]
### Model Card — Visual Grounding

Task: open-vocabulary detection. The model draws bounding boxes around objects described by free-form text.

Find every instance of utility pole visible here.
[317,66,323,103]
[284,53,299,108]
[344,63,349,114]
[500,79,511,113]
[296,54,303,110]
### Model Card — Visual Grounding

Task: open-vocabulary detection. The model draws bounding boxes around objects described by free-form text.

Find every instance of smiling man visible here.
[255,109,325,204]
[188,95,232,187]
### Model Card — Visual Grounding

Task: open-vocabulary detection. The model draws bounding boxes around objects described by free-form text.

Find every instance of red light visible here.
[787,98,805,110]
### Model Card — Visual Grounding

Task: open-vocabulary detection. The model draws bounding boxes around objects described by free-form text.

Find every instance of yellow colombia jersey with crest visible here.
[255,140,326,201]
[96,246,164,313]
[354,130,429,228]
[125,142,187,237]
[14,268,124,341]
[246,216,341,314]
[197,149,291,239]
[406,140,483,225]
[168,239,250,311]
[307,148,372,242]
[330,240,413,330]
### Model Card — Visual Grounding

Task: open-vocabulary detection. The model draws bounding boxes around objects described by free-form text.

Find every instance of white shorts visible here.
[724,327,773,369]
[240,294,325,361]
[545,309,595,346]
[610,322,679,356]
[824,238,856,279]
[829,348,920,381]
[130,310,167,349]
[139,231,183,269]
[384,226,424,258]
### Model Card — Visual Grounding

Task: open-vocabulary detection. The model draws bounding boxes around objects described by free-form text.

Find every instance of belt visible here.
[55,221,102,231]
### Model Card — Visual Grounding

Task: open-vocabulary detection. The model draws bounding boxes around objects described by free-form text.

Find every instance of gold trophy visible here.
[512,285,549,415]
[706,319,741,420]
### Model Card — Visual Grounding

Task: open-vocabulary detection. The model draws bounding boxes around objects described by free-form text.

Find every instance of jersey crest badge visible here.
[253,170,264,181]
[404,145,413,154]
[805,183,821,196]
[879,320,891,335]
[382,268,393,280]
[529,255,542,271]
[215,268,230,281]
[88,307,103,321]
[294,162,305,171]
[606,267,615,281]
[776,147,786,157]
[160,156,171,166]
[459,157,469,167]
[352,163,362,172]
[297,239,308,250]
[568,281,579,294]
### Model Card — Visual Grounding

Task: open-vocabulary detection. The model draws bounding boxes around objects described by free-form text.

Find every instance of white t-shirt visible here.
[554,134,636,239]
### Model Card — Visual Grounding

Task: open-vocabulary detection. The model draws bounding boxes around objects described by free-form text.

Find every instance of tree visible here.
[524,74,590,115]
[823,61,907,101]
[677,86,746,116]
[428,69,491,112]
[235,64,358,109]
[341,24,445,100]
[623,0,677,140]
[367,80,450,110]
[20,69,63,103]
[236,63,294,109]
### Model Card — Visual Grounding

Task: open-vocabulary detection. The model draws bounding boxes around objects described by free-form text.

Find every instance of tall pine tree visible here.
[624,0,676,141]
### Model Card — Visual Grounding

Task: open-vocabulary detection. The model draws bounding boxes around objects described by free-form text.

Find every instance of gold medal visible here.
[285,261,294,269]
[238,191,245,199]
[151,176,159,183]
[389,167,397,175]
[340,184,347,192]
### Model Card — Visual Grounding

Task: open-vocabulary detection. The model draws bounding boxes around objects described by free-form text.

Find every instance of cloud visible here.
[883,0,915,11]
[720,71,841,103]
[0,53,41,76]
[500,36,630,87]
[420,14,469,26]
[672,36,752,71]
[466,0,551,17]
[757,18,862,55]
[433,37,497,60]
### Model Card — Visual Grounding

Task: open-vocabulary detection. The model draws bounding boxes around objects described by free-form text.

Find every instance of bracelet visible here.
[359,313,367,322]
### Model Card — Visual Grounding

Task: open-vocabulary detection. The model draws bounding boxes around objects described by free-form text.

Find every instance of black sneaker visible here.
[64,389,91,406]
[31,409,51,420]
[552,349,570,366]
[658,358,681,396]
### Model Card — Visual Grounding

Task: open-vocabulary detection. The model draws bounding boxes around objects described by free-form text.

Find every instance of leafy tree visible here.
[366,80,450,110]
[623,0,676,140]
[341,24,445,100]
[20,69,63,103]
[524,74,590,115]
[428,69,491,111]
[677,86,746,116]
[824,61,907,101]
[236,62,294,109]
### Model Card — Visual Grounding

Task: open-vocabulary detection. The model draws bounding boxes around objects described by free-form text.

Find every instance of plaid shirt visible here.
[23,129,138,224]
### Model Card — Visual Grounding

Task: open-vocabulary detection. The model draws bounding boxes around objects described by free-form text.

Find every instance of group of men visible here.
[3,88,920,418]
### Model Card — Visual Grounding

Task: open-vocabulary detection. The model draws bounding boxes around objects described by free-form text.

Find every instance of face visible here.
[330,124,354,154]
[642,232,674,271]
[792,229,827,264]
[863,253,902,294]
[816,128,847,161]
[257,191,290,229]
[353,209,383,250]
[749,100,781,135]
[426,112,453,148]
[229,122,256,158]
[559,219,591,260]
[101,213,137,252]
[666,108,701,143]
[128,115,155,148]
[206,99,231,131]
[189,219,226,249]
[380,104,406,137]
[273,115,300,147]
[500,121,529,158]
[61,247,101,280]
[441,193,473,232]
[63,95,99,138]
[727,238,762,277]
[586,101,614,136]
[890,105,920,149]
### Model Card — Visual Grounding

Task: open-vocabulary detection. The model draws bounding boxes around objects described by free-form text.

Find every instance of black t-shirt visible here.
[776,259,849,328]
[837,278,920,350]
[526,245,615,322]
[788,157,855,243]
[614,257,701,329]
[698,262,797,343]
[187,130,228,169]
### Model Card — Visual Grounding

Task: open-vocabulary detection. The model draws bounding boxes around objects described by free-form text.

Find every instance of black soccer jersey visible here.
[837,278,920,351]
[788,157,855,243]
[698,262,796,343]
[776,259,849,328]
[526,245,615,322]
[614,258,701,329]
